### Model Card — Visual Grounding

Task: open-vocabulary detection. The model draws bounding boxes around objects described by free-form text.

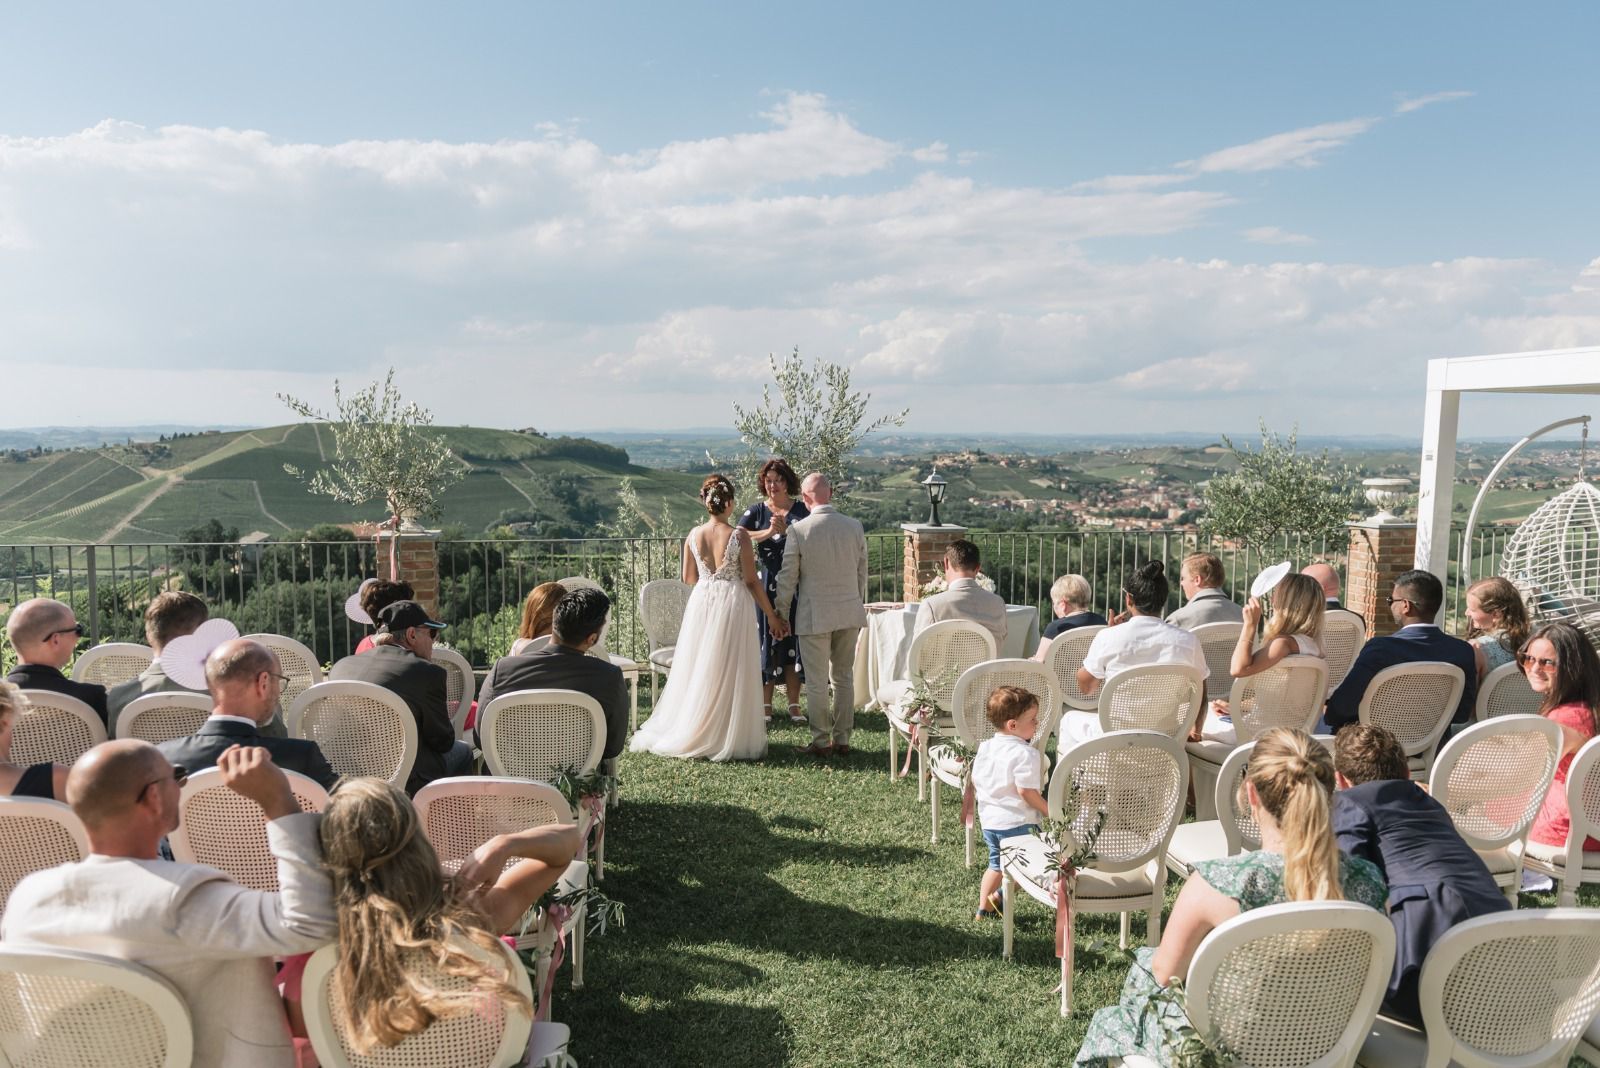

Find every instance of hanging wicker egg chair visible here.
[1503,479,1600,646]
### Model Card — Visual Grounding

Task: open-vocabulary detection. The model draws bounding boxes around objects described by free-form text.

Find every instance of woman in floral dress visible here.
[737,458,808,723]
[1075,728,1387,1066]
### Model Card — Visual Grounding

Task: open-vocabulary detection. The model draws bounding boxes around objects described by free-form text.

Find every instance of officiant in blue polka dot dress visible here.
[739,458,809,724]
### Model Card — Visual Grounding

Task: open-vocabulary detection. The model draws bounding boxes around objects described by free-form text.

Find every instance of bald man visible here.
[4,597,108,724]
[2,741,337,1068]
[1302,562,1348,613]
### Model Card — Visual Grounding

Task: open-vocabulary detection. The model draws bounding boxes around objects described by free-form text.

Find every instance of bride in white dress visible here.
[631,474,786,761]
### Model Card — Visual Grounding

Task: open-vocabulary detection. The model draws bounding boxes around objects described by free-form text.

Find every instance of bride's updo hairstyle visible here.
[1123,560,1169,616]
[701,474,736,516]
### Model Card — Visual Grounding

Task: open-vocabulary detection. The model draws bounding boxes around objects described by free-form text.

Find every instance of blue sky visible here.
[2,3,1596,439]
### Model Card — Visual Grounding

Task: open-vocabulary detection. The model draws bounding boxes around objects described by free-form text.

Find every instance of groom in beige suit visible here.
[774,472,869,757]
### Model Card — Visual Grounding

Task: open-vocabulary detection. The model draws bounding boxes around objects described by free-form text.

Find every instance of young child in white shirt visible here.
[971,685,1050,918]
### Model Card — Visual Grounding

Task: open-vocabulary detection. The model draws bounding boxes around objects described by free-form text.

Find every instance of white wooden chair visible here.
[1040,624,1105,713]
[1001,730,1188,1015]
[1430,715,1562,906]
[883,619,996,799]
[287,681,419,788]
[242,633,323,705]
[301,936,537,1068]
[1356,661,1466,783]
[928,658,1057,865]
[0,946,193,1068]
[167,767,328,892]
[1186,655,1329,819]
[70,643,154,688]
[12,690,106,767]
[431,644,477,740]
[639,578,692,708]
[1475,661,1544,720]
[1357,909,1600,1068]
[1058,663,1207,745]
[1191,621,1246,701]
[1322,609,1367,693]
[1522,734,1600,907]
[0,797,90,925]
[1122,902,1396,1068]
[115,693,214,745]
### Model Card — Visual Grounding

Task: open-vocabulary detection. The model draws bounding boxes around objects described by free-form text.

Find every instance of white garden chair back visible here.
[287,680,418,788]
[1096,664,1207,739]
[1522,734,1600,907]
[479,689,606,783]
[116,692,214,745]
[1358,909,1600,1068]
[70,642,154,687]
[886,620,997,798]
[301,936,533,1068]
[1191,621,1246,701]
[1227,655,1330,740]
[1475,661,1544,720]
[0,798,90,925]
[1173,902,1395,1068]
[167,767,328,892]
[431,644,477,739]
[1041,624,1105,712]
[1431,715,1562,905]
[243,633,323,705]
[1321,609,1367,693]
[12,690,106,766]
[639,578,691,683]
[0,946,193,1068]
[1355,661,1466,781]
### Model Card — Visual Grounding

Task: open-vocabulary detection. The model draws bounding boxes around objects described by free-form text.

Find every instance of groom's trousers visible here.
[798,627,861,747]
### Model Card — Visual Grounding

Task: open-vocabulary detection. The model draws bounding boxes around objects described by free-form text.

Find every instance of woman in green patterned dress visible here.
[1075,728,1387,1066]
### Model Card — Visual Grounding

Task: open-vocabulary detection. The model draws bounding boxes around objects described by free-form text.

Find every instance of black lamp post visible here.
[921,468,948,527]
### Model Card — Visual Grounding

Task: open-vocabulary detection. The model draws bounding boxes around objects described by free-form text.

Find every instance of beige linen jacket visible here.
[773,504,869,636]
[912,578,1009,646]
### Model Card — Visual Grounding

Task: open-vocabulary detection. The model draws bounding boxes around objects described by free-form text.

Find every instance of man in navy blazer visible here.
[158,638,339,791]
[1332,724,1508,1022]
[1324,569,1476,731]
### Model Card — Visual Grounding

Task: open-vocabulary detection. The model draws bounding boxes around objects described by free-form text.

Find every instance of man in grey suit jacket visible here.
[774,472,868,757]
[912,539,1008,647]
[1165,551,1245,630]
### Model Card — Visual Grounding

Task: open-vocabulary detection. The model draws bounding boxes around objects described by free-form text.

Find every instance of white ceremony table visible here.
[851,602,1041,708]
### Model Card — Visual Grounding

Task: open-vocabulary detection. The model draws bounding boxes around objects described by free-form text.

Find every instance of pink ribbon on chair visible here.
[583,794,606,854]
[538,904,573,1022]
[1054,868,1077,1014]
[900,722,921,778]
[960,769,975,829]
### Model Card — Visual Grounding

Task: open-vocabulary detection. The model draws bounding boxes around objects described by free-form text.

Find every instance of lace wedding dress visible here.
[630,526,768,761]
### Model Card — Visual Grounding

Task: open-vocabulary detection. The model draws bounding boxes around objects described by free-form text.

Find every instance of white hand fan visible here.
[345,578,379,624]
[1250,561,1292,599]
[159,618,242,690]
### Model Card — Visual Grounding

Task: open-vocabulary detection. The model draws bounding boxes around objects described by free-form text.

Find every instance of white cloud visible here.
[1184,118,1378,173]
[1395,90,1474,114]
[910,142,949,163]
[1242,226,1314,246]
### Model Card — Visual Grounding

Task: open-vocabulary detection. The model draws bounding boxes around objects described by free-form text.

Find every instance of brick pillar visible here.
[377,529,441,616]
[901,523,969,602]
[1346,520,1417,638]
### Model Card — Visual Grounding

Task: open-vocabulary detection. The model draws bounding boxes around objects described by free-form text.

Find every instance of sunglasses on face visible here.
[47,622,86,640]
[1518,653,1559,670]
[136,764,188,802]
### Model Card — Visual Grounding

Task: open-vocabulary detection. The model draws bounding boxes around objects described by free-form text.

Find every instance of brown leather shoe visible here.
[801,742,834,758]
[832,744,851,757]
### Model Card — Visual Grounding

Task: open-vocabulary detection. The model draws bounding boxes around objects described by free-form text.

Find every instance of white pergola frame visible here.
[1417,346,1600,581]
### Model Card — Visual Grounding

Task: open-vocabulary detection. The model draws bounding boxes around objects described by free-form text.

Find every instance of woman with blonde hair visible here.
[1465,576,1530,682]
[1195,572,1327,742]
[0,680,67,800]
[1075,728,1386,1065]
[510,581,567,656]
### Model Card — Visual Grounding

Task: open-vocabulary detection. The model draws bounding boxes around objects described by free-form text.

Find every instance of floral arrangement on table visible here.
[918,570,997,598]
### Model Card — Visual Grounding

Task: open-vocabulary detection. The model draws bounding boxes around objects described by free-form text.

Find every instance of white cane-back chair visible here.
[1430,716,1562,907]
[1186,656,1329,819]
[287,681,419,788]
[884,620,996,799]
[1041,624,1105,713]
[1522,735,1600,907]
[1095,663,1208,739]
[301,936,534,1068]
[1322,609,1367,692]
[929,659,1058,866]
[70,643,154,688]
[1356,662,1466,783]
[0,797,90,924]
[431,644,477,740]
[242,633,323,705]
[0,946,193,1068]
[1475,661,1544,720]
[1001,730,1188,1015]
[1192,621,1246,701]
[639,578,692,704]
[12,691,106,766]
[1357,909,1600,1068]
[115,693,214,745]
[167,767,329,892]
[1123,902,1396,1068]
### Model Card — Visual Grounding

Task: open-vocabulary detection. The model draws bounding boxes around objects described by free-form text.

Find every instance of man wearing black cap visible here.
[328,600,474,793]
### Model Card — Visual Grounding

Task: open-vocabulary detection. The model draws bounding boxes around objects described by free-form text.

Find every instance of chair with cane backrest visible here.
[167,767,329,892]
[639,578,692,706]
[1186,655,1329,819]
[1474,661,1545,720]
[12,691,106,767]
[0,798,90,925]
[1041,625,1105,715]
[1322,609,1367,693]
[0,947,194,1068]
[929,658,1057,865]
[1191,622,1246,702]
[70,643,154,688]
[1430,715,1562,907]
[884,619,996,799]
[1356,909,1600,1068]
[287,681,419,788]
[115,693,215,745]
[1096,664,1208,739]
[1356,662,1466,783]
[1521,734,1600,908]
[243,633,323,706]
[430,644,477,740]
